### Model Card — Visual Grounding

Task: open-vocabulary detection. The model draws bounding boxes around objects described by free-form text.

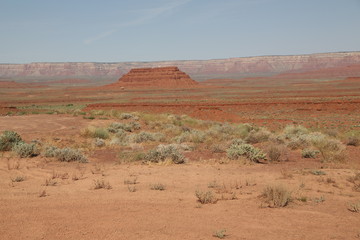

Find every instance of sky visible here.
[0,0,360,63]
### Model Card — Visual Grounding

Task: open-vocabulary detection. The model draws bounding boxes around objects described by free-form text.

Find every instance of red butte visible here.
[109,66,198,89]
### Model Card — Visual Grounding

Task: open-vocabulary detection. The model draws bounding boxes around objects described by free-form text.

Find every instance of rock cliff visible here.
[1,52,360,81]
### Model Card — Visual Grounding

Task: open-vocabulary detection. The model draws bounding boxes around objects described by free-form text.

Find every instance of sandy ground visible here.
[0,115,360,240]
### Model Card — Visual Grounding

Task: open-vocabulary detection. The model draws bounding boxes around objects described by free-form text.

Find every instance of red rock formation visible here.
[109,66,198,88]
[1,52,360,82]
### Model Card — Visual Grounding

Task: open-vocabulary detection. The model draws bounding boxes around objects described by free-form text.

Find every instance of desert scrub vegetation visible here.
[108,121,140,133]
[348,172,360,192]
[44,146,88,163]
[150,183,166,191]
[245,128,271,144]
[145,144,185,164]
[266,144,287,162]
[82,126,109,139]
[301,148,319,158]
[226,139,266,163]
[348,201,360,213]
[12,142,39,158]
[93,179,112,190]
[261,185,292,208]
[0,130,23,151]
[130,131,164,143]
[213,229,227,239]
[195,190,217,204]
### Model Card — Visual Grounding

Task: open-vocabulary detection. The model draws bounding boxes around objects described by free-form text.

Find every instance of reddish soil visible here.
[0,115,360,240]
[45,78,92,84]
[0,81,44,88]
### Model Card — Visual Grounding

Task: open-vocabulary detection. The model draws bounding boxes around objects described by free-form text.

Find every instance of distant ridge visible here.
[1,52,360,82]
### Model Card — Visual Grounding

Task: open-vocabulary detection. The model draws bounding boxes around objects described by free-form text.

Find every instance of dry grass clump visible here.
[301,148,319,158]
[226,139,266,163]
[12,142,40,158]
[261,185,292,208]
[145,144,185,164]
[82,127,109,139]
[348,201,360,213]
[266,144,287,162]
[195,190,217,204]
[108,121,141,133]
[213,229,227,239]
[131,131,164,143]
[0,130,23,151]
[11,175,25,182]
[150,183,166,191]
[348,173,360,192]
[93,179,112,190]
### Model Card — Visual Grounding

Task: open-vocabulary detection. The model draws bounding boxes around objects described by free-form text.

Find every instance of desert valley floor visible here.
[0,76,360,239]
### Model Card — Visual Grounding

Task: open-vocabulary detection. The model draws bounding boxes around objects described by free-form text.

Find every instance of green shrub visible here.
[261,185,291,208]
[0,130,22,151]
[226,141,266,163]
[145,144,185,164]
[53,148,88,163]
[43,145,59,157]
[93,128,109,139]
[12,142,39,158]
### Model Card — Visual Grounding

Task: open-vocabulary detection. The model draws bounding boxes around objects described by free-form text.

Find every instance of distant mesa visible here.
[108,66,198,89]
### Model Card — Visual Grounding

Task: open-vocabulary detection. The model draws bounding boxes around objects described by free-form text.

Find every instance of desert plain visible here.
[0,59,360,240]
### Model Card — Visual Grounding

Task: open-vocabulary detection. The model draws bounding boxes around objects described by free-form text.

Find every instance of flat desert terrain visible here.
[1,77,360,239]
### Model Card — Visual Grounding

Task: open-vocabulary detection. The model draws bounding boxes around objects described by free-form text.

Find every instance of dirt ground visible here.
[0,115,360,240]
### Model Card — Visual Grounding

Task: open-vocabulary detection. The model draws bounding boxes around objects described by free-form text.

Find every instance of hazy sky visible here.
[1,0,359,63]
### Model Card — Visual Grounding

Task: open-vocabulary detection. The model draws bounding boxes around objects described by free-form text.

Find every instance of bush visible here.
[346,136,360,146]
[267,145,283,162]
[131,131,156,143]
[301,148,319,158]
[119,113,134,120]
[245,128,271,144]
[286,135,310,150]
[174,130,206,144]
[43,146,59,157]
[261,185,291,208]
[0,130,22,151]
[195,190,217,204]
[94,138,105,147]
[145,144,185,164]
[52,148,88,163]
[226,141,266,163]
[283,125,309,139]
[82,127,109,139]
[12,142,39,158]
[109,121,140,133]
[312,137,346,162]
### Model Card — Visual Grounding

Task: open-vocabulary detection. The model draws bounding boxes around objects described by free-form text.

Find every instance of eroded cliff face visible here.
[1,52,360,80]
